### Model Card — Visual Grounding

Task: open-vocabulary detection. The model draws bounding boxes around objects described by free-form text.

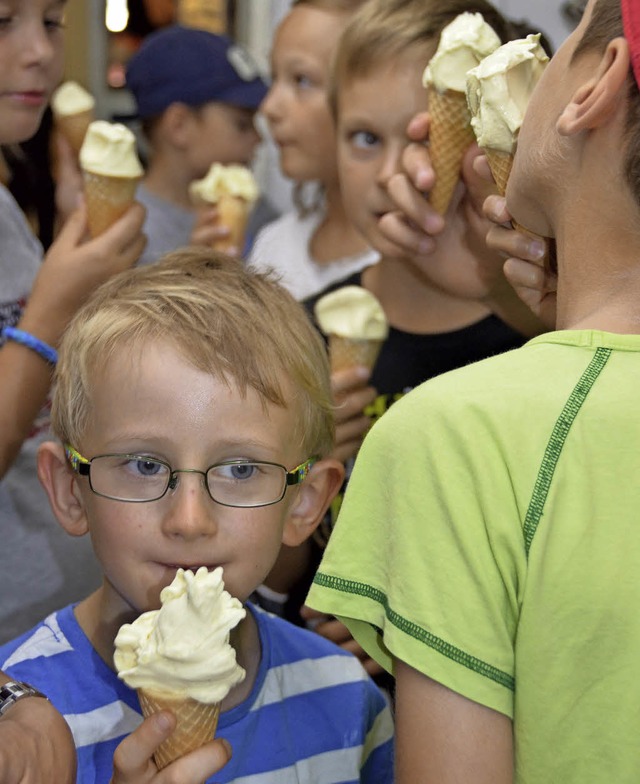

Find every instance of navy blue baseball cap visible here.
[126,26,268,118]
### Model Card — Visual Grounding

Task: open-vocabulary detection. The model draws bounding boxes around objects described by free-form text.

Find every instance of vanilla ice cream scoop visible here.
[52,81,95,116]
[189,163,259,205]
[421,13,501,215]
[51,81,96,154]
[466,34,549,154]
[79,120,143,178]
[315,286,388,341]
[423,12,501,94]
[114,567,246,704]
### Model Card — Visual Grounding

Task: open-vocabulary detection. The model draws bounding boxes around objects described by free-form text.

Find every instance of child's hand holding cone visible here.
[189,163,259,255]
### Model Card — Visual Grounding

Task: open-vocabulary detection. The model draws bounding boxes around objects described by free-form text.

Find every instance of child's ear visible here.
[37,442,89,537]
[282,458,345,547]
[557,37,630,136]
[161,102,195,147]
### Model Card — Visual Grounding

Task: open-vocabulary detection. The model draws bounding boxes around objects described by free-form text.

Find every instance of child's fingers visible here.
[486,223,546,262]
[472,151,494,182]
[405,110,430,142]
[160,738,232,783]
[330,365,371,395]
[386,171,444,235]
[334,385,376,422]
[378,210,437,257]
[503,257,548,291]
[111,711,175,782]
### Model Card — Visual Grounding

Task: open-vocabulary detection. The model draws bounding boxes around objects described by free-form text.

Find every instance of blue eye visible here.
[229,463,257,480]
[134,459,163,477]
[351,130,379,150]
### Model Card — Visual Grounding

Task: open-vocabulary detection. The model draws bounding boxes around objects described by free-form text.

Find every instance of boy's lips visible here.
[160,561,221,572]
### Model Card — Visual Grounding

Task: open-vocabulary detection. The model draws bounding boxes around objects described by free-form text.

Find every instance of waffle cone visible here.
[213,194,250,253]
[82,170,140,237]
[484,148,513,198]
[55,109,94,155]
[427,86,475,215]
[329,334,383,372]
[484,147,530,237]
[137,689,221,770]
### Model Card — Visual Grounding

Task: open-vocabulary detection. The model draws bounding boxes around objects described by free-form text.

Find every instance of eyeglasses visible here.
[64,445,317,508]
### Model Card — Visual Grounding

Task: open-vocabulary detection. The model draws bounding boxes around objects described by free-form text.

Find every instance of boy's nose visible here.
[161,472,218,540]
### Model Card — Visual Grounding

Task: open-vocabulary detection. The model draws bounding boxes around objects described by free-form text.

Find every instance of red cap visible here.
[622,0,640,88]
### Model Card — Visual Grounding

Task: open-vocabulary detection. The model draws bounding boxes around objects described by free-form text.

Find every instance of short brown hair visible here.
[329,0,514,117]
[52,248,335,457]
[572,0,640,206]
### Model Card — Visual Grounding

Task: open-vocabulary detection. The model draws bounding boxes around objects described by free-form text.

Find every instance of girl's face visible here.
[261,5,348,185]
[0,0,66,145]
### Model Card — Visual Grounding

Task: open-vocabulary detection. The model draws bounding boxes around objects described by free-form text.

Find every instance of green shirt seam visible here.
[312,572,514,691]
[522,347,612,556]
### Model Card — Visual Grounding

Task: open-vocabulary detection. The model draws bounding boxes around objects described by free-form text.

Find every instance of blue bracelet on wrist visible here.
[2,326,58,365]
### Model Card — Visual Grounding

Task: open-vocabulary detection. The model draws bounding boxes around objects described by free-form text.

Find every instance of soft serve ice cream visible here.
[79,121,143,237]
[466,35,548,186]
[190,163,259,253]
[79,120,144,180]
[115,566,245,768]
[422,13,501,214]
[51,81,95,153]
[314,286,389,372]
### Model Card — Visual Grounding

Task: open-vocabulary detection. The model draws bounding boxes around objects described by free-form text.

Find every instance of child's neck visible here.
[309,180,370,264]
[143,154,196,210]
[364,256,490,334]
[74,586,261,713]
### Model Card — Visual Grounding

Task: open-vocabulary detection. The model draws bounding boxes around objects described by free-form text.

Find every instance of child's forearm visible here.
[0,340,53,479]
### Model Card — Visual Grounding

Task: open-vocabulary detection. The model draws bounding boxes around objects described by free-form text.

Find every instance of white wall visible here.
[494,0,577,52]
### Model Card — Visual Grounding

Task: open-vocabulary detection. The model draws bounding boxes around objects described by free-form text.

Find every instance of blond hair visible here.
[52,248,334,457]
[329,0,513,116]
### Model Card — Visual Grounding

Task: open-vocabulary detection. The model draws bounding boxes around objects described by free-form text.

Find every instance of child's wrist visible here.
[2,327,58,365]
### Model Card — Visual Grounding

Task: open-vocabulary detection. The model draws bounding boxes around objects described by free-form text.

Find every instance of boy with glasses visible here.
[0,248,393,783]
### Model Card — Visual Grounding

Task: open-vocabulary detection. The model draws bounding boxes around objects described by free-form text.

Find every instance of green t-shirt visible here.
[308,330,640,783]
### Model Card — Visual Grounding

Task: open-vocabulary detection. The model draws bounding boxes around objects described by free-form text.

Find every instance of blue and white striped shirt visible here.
[0,602,394,783]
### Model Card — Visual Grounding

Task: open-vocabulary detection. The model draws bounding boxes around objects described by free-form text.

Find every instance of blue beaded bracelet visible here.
[2,326,58,365]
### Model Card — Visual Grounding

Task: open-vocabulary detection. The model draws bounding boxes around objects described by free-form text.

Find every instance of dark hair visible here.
[573,0,640,206]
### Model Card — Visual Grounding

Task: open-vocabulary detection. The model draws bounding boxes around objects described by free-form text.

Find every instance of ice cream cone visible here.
[82,170,140,237]
[329,334,383,373]
[56,109,94,155]
[484,148,512,197]
[427,86,475,215]
[213,194,249,253]
[137,689,221,770]
[484,148,540,238]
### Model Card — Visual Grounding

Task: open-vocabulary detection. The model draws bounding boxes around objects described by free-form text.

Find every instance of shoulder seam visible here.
[522,347,612,555]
